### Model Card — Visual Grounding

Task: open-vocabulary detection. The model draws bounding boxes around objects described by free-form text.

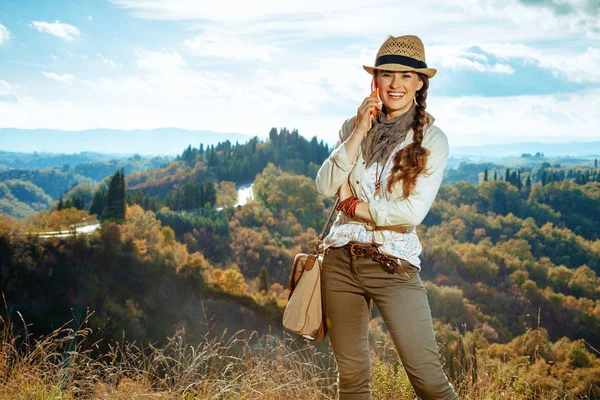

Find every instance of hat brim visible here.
[363,64,437,78]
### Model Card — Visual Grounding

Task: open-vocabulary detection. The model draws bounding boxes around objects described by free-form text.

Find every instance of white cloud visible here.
[80,50,239,106]
[108,0,599,40]
[421,42,600,83]
[87,16,93,21]
[0,80,16,90]
[5,1,598,146]
[511,0,600,37]
[2,46,596,150]
[50,54,59,60]
[0,80,21,104]
[108,0,351,22]
[478,43,600,83]
[0,23,10,44]
[30,20,81,41]
[7,87,597,148]
[429,44,516,74]
[184,32,279,61]
[429,90,600,146]
[136,50,190,78]
[97,53,119,67]
[42,71,76,84]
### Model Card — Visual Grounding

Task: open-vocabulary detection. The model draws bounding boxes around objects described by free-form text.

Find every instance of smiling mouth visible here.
[388,92,405,99]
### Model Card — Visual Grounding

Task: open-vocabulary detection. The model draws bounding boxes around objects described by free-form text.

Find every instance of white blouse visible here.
[322,141,424,269]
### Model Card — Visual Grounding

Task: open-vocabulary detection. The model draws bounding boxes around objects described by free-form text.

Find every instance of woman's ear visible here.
[417,78,424,91]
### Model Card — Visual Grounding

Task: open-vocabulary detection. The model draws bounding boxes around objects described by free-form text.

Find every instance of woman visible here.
[316,35,457,399]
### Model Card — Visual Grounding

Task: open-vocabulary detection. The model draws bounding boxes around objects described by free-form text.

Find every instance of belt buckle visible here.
[349,243,364,257]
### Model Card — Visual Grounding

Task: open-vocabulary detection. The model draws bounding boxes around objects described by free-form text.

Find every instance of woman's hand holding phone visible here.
[343,81,382,164]
[354,89,381,138]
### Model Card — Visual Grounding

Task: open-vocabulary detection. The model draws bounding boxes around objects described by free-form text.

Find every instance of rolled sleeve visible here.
[328,141,354,172]
[368,126,449,226]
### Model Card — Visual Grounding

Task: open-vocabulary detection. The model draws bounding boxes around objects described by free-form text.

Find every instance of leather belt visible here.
[347,243,413,277]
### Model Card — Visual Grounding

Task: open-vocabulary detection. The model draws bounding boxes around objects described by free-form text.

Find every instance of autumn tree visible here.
[215,181,238,208]
[253,163,325,229]
[213,268,249,296]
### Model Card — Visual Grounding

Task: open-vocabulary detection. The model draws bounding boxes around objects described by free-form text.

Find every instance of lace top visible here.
[322,142,424,269]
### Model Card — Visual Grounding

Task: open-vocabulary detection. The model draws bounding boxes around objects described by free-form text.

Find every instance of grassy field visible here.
[2,310,598,400]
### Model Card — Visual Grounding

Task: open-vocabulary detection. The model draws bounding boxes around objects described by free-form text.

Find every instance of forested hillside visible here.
[0,151,157,171]
[0,179,53,217]
[2,132,600,397]
[444,159,600,185]
[0,155,171,218]
[125,127,330,200]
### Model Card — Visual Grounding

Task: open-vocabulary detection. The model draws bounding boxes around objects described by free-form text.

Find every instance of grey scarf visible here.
[363,103,416,168]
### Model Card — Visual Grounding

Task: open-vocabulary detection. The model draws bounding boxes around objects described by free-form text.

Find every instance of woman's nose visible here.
[390,73,401,88]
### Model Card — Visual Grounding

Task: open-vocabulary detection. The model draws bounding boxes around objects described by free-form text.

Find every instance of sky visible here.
[0,0,599,148]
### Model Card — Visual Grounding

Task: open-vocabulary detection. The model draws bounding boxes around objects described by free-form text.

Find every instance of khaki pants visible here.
[321,245,457,400]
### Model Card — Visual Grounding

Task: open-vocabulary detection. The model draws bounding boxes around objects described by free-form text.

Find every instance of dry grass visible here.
[1,311,597,400]
[0,310,336,400]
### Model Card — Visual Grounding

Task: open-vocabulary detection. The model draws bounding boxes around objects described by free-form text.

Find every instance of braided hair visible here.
[386,73,431,198]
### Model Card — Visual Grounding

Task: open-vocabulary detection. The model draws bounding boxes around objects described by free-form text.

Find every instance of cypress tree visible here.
[510,171,518,187]
[525,176,531,187]
[259,266,270,293]
[199,183,206,208]
[204,182,217,207]
[89,189,106,218]
[73,195,81,210]
[505,168,510,182]
[493,170,497,181]
[103,169,126,222]
[542,171,547,186]
[483,168,488,182]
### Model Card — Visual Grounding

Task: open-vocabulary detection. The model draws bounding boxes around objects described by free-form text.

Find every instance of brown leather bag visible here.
[282,199,339,341]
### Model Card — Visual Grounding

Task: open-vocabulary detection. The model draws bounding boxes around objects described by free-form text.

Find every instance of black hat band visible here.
[375,54,428,69]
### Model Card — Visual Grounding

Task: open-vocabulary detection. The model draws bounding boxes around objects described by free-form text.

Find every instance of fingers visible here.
[353,95,382,136]
[357,97,382,117]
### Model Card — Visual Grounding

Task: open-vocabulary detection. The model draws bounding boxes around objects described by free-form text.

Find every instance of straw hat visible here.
[363,35,436,78]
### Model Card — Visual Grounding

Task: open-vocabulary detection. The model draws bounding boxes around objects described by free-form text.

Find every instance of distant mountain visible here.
[451,141,600,158]
[0,151,137,170]
[0,128,255,156]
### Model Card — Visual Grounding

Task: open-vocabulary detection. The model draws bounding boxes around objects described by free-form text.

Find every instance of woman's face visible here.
[375,70,423,119]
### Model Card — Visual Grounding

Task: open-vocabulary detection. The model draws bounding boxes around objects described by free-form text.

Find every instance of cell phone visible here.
[370,77,380,116]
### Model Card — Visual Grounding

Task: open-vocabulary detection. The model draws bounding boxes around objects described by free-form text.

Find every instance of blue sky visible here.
[0,0,599,147]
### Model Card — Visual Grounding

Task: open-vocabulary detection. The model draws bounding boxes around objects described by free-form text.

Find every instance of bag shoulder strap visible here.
[313,197,340,253]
